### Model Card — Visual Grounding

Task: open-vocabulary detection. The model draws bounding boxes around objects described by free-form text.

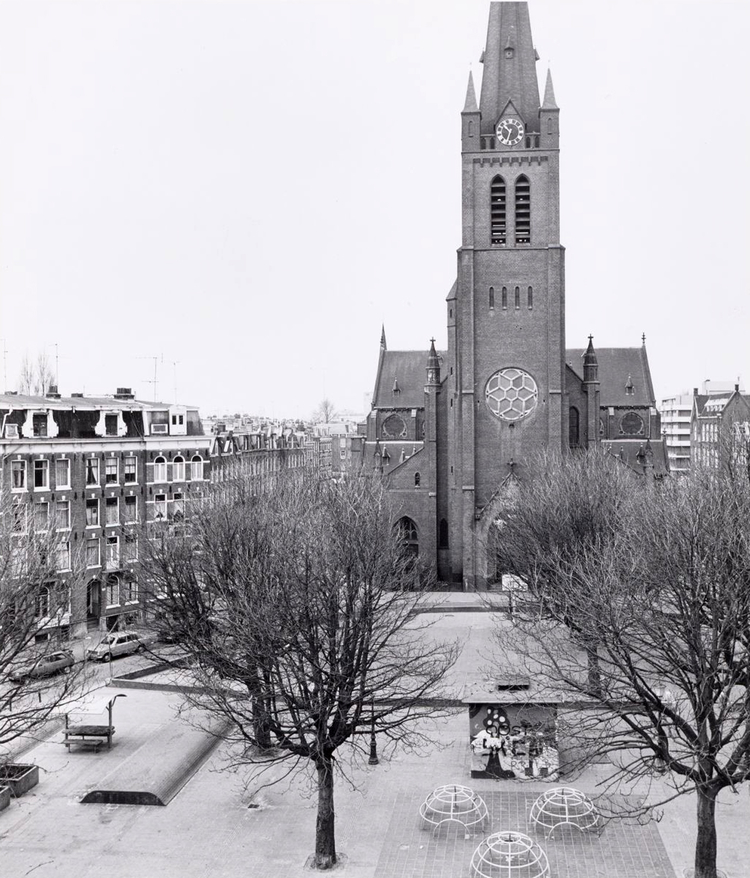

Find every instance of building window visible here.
[171,413,184,426]
[34,501,49,532]
[569,407,580,448]
[515,175,530,244]
[154,493,167,521]
[489,287,495,309]
[12,500,27,534]
[32,413,47,437]
[11,460,26,490]
[191,455,204,481]
[105,497,119,526]
[55,458,71,489]
[37,585,51,619]
[86,458,100,486]
[105,573,120,607]
[514,286,520,309]
[122,573,137,602]
[123,534,138,564]
[105,535,119,568]
[414,472,421,487]
[56,500,70,530]
[124,495,138,523]
[124,456,137,483]
[396,517,419,557]
[154,456,167,482]
[439,518,449,549]
[173,455,185,481]
[57,541,71,572]
[501,287,508,310]
[86,538,100,568]
[490,175,507,245]
[172,493,184,522]
[105,458,118,484]
[34,459,49,489]
[105,414,118,436]
[85,498,99,527]
[527,286,533,309]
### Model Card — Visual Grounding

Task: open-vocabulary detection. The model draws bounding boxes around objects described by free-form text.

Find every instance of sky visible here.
[0,0,748,419]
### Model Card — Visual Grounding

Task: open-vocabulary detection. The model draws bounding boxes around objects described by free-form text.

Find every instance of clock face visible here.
[496,117,524,146]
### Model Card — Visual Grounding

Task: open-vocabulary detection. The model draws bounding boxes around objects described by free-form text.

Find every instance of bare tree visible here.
[141,472,459,869]
[0,489,85,758]
[312,398,337,424]
[495,452,750,878]
[17,351,55,396]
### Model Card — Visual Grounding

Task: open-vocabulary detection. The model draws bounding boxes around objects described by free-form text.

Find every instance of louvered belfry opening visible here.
[490,175,506,244]
[515,175,530,243]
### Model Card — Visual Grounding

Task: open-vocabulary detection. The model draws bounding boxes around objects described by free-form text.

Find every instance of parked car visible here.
[10,649,75,684]
[86,631,143,662]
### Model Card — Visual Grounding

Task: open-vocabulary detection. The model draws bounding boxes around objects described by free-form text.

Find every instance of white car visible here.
[87,631,143,662]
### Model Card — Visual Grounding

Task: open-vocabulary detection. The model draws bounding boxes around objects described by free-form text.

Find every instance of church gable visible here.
[372,350,430,410]
[566,346,656,408]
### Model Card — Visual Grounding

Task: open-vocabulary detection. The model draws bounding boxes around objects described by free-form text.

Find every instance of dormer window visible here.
[33,413,47,437]
[625,375,635,396]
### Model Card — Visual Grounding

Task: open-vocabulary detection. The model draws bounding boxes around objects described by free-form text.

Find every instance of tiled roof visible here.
[372,350,445,409]
[566,347,655,407]
[603,439,670,477]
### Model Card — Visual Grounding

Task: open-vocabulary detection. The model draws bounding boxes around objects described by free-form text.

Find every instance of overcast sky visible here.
[1,0,748,418]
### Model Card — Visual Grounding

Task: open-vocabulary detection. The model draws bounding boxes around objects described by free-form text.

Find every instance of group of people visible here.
[470,708,558,780]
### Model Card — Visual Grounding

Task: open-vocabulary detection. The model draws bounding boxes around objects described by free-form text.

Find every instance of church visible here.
[362,2,667,588]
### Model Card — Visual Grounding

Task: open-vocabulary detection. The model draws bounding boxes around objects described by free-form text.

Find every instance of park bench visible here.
[63,694,127,752]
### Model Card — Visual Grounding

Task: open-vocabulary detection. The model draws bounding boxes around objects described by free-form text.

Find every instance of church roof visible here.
[566,346,656,407]
[372,350,445,409]
[479,1,541,134]
[603,439,670,477]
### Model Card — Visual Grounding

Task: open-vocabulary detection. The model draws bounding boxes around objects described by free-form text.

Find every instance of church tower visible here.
[443,2,565,585]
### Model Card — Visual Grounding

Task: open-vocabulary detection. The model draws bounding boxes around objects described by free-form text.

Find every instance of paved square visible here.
[375,790,677,878]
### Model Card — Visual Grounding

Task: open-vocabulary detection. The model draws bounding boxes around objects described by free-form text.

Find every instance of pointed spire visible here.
[583,335,598,383]
[463,71,478,113]
[380,325,387,350]
[641,332,646,347]
[426,337,441,386]
[541,69,557,109]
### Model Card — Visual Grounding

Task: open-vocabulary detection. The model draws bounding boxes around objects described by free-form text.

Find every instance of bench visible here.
[63,694,126,753]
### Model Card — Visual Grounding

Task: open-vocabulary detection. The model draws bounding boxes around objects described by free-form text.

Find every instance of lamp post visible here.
[368,697,379,765]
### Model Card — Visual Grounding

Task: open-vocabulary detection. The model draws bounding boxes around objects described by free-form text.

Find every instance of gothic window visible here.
[515,175,530,244]
[569,407,580,448]
[489,287,495,309]
[514,286,520,309]
[414,472,421,487]
[382,414,407,438]
[527,286,533,309]
[439,519,449,549]
[501,286,507,309]
[396,517,418,557]
[490,176,507,245]
[620,411,645,436]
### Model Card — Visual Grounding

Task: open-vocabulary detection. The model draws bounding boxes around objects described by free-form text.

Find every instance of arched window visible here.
[154,455,167,482]
[173,455,185,481]
[414,472,421,487]
[191,455,204,481]
[490,176,507,245]
[569,407,580,448]
[501,286,508,309]
[527,286,533,309]
[514,286,520,309]
[515,175,530,244]
[468,120,474,136]
[489,287,495,309]
[439,518,449,549]
[396,517,419,557]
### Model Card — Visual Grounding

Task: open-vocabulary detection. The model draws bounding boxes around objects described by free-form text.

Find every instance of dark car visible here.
[10,649,75,684]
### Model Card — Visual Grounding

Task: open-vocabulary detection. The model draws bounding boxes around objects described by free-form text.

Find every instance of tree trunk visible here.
[314,755,336,870]
[694,785,718,878]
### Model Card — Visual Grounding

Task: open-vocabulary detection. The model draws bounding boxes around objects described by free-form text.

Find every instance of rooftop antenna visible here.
[0,338,7,391]
[171,360,179,404]
[137,355,162,402]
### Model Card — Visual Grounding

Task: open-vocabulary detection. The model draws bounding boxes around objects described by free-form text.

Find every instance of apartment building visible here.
[1,387,210,639]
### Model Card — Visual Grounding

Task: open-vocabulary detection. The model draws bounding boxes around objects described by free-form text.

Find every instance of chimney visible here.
[114,387,135,400]
[71,393,84,398]
[46,385,61,399]
[693,387,699,396]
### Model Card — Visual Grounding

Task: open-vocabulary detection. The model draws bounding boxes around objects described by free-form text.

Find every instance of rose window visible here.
[619,411,644,436]
[382,414,407,439]
[485,369,538,422]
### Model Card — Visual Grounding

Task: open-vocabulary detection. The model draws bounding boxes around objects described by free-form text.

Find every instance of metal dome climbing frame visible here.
[529,786,601,839]
[418,784,489,835]
[470,831,550,878]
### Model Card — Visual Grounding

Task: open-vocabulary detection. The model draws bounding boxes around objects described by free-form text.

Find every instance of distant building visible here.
[0,387,211,639]
[691,384,750,471]
[660,393,694,473]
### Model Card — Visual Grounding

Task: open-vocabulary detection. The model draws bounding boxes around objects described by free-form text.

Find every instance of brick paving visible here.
[375,790,676,878]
